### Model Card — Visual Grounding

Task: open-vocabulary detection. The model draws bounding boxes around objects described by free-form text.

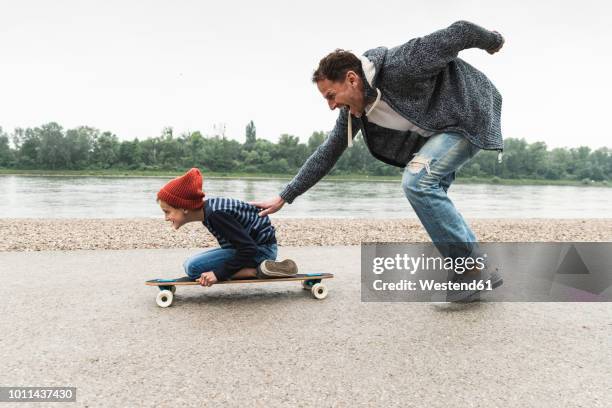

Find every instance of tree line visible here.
[0,121,610,182]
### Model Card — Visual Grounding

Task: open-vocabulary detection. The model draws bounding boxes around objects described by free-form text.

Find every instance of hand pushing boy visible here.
[157,168,298,286]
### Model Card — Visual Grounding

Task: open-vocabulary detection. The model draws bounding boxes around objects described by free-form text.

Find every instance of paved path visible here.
[1,246,610,407]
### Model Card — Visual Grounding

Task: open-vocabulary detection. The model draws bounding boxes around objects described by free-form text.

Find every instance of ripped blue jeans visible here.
[401,132,481,260]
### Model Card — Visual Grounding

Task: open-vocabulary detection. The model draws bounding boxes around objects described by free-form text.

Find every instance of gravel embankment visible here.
[1,218,610,251]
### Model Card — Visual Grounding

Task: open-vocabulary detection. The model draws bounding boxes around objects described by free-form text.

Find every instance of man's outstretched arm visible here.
[389,20,505,79]
[250,108,357,216]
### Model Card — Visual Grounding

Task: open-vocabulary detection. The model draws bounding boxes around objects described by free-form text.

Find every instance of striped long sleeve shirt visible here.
[203,197,276,280]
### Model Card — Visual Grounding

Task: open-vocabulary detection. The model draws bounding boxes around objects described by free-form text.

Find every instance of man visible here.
[252,21,505,301]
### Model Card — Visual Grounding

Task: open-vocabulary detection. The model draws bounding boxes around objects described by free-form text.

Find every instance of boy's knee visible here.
[183,259,198,279]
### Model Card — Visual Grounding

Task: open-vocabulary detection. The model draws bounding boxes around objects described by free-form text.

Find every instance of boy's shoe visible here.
[257,259,298,278]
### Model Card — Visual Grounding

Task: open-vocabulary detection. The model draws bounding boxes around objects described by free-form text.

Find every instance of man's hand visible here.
[487,31,505,54]
[198,271,218,287]
[249,195,286,217]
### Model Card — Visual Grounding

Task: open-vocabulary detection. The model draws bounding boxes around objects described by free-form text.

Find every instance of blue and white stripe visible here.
[203,197,276,246]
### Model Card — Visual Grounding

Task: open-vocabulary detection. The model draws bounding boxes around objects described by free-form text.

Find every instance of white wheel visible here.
[311,283,328,300]
[156,290,174,308]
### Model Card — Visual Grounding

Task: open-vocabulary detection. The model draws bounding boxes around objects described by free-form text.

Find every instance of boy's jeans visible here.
[402,132,481,260]
[183,243,278,280]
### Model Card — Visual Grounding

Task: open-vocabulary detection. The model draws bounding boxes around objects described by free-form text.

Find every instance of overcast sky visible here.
[1,0,610,149]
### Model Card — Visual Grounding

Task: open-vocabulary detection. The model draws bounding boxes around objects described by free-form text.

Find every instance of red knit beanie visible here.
[157,168,205,209]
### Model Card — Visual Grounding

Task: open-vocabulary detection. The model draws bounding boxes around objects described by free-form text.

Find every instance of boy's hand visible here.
[198,271,218,287]
[249,195,286,217]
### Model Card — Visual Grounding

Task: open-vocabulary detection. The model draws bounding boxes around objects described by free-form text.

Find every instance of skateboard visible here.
[145,273,334,307]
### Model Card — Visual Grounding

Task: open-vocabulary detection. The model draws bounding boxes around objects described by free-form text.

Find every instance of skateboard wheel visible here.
[156,290,174,308]
[159,285,175,294]
[311,283,328,300]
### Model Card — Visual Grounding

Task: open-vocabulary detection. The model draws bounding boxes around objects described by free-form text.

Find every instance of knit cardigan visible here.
[280,20,504,204]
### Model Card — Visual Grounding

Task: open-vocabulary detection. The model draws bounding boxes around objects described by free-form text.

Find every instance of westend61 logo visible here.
[372,253,486,275]
[361,242,612,302]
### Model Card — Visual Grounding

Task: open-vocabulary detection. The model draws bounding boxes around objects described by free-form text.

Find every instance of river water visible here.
[1,175,610,219]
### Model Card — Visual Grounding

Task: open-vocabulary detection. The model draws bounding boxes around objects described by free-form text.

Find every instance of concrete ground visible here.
[1,246,610,407]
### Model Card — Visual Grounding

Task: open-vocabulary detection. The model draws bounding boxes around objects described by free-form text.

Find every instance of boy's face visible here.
[159,200,187,230]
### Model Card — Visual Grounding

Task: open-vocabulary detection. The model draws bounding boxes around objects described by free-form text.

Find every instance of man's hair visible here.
[312,49,364,83]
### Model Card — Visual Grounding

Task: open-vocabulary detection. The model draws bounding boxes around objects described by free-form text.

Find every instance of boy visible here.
[157,168,297,287]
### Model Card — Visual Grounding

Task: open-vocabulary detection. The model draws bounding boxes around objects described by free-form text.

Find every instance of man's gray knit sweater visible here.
[280,20,504,204]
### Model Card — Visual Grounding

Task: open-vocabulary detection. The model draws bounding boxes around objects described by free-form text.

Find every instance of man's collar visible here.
[362,75,378,106]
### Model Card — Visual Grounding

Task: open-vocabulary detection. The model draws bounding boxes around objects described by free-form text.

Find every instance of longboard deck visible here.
[146,273,333,286]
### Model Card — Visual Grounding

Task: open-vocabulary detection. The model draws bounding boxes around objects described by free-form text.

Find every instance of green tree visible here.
[335,132,371,174]
[524,141,548,178]
[156,127,184,169]
[277,134,308,170]
[589,147,610,181]
[140,138,159,168]
[37,122,68,169]
[180,131,206,168]
[307,131,326,154]
[65,126,96,169]
[202,136,242,172]
[546,148,572,180]
[91,132,120,168]
[569,146,592,180]
[0,127,14,167]
[15,128,41,168]
[244,120,256,150]
[118,138,143,169]
[1,121,609,182]
[250,139,275,171]
[499,138,528,178]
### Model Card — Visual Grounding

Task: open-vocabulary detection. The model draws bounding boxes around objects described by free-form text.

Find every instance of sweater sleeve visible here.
[208,211,258,281]
[279,108,359,203]
[388,20,504,79]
